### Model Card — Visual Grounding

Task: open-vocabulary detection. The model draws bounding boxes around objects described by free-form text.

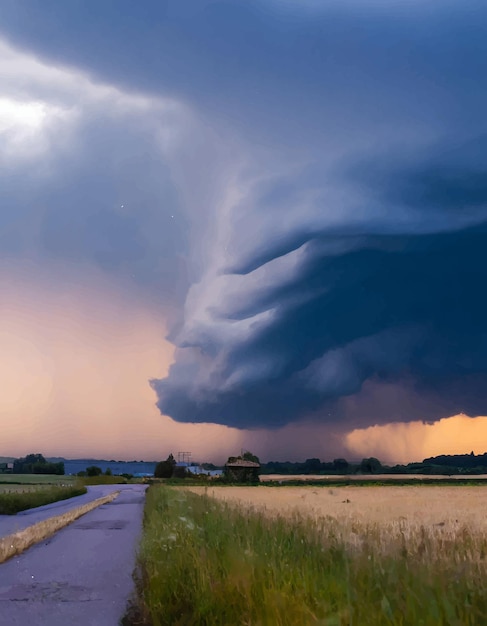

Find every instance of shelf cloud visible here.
[2,1,487,445]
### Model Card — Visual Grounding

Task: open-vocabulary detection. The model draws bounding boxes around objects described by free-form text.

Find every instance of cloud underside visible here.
[152,218,487,429]
[151,132,487,430]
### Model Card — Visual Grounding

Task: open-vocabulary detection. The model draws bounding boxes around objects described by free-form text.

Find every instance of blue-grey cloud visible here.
[151,132,487,428]
[0,39,190,307]
[3,2,487,430]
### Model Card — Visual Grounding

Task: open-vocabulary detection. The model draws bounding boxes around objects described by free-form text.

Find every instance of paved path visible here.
[0,484,147,625]
[0,485,125,538]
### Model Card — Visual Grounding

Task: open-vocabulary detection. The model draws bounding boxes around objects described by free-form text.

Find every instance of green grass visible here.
[128,486,487,626]
[0,483,87,514]
[0,474,77,486]
[0,484,56,494]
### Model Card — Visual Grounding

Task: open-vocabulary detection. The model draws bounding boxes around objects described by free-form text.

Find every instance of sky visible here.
[2,1,487,464]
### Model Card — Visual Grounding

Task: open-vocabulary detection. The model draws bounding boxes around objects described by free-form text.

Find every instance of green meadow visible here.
[128,486,487,626]
[0,474,77,486]
[0,475,86,514]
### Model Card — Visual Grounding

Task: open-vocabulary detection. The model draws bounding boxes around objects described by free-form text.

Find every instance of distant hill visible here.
[0,456,15,463]
[48,458,159,476]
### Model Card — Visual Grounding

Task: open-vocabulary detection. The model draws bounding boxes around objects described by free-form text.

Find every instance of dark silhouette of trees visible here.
[359,457,383,474]
[303,458,321,474]
[13,453,64,475]
[333,458,350,473]
[86,465,102,477]
[155,454,176,479]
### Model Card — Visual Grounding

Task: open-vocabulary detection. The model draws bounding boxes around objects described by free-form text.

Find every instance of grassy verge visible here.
[0,483,87,514]
[0,474,77,486]
[129,486,487,626]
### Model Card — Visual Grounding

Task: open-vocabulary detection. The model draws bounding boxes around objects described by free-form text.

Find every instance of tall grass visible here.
[131,486,487,626]
[0,483,87,514]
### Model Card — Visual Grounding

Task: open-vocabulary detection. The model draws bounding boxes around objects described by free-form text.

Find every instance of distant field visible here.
[0,484,46,494]
[0,475,76,486]
[0,482,86,514]
[260,473,487,482]
[187,484,487,530]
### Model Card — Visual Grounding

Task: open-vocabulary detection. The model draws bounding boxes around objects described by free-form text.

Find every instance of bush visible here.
[85,466,102,477]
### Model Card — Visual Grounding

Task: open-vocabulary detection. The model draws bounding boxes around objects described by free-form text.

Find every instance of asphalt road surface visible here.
[0,484,147,625]
[0,484,126,538]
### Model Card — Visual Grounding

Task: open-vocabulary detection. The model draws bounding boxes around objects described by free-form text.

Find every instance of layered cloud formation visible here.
[152,142,487,428]
[2,1,487,437]
[149,3,487,428]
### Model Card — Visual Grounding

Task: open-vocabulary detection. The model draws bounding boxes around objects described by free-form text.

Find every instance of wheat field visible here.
[134,485,487,624]
[187,484,487,526]
[186,485,487,559]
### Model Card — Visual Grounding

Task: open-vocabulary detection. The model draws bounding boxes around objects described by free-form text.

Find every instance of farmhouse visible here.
[224,458,260,483]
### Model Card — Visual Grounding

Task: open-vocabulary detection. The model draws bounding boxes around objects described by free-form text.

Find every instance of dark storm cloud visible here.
[4,1,487,429]
[152,225,487,427]
[151,138,487,428]
[2,0,487,145]
[349,136,487,217]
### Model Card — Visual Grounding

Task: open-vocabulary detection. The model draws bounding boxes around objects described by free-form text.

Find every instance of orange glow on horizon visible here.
[345,414,487,464]
[3,262,487,466]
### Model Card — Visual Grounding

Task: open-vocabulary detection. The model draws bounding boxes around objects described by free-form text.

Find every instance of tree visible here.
[173,465,189,479]
[333,458,350,473]
[25,453,46,464]
[242,451,260,464]
[86,465,102,477]
[13,454,64,475]
[303,458,321,474]
[154,454,176,479]
[359,457,382,474]
[105,468,112,476]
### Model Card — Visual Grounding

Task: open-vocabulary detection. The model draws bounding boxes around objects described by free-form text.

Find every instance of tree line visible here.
[13,453,64,475]
[261,453,487,476]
